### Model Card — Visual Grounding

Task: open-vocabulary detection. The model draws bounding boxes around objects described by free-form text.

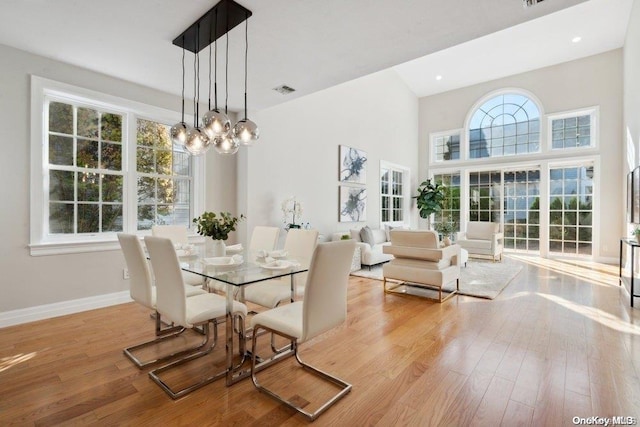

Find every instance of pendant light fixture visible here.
[232,12,259,146]
[213,29,239,155]
[172,0,254,157]
[184,25,211,156]
[202,9,231,139]
[170,42,193,147]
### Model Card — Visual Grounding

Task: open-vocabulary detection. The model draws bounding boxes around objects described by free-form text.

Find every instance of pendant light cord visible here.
[244,13,248,120]
[214,9,218,111]
[181,41,185,123]
[225,24,229,115]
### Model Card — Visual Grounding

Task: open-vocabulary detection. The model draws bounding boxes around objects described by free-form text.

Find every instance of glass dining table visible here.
[178,244,309,385]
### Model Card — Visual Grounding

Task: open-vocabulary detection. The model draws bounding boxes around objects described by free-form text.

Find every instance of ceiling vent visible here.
[273,85,296,95]
[523,0,545,7]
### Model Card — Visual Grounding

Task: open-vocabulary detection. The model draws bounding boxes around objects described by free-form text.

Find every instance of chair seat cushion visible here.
[250,301,303,340]
[457,239,492,250]
[183,271,205,286]
[388,257,451,270]
[184,293,247,326]
[243,279,292,308]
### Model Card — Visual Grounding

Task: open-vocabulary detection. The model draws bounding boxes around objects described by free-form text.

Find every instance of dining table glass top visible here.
[176,243,309,286]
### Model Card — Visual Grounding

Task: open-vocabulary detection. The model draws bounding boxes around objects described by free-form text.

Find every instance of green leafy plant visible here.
[433,219,457,237]
[192,211,245,241]
[414,179,446,219]
[633,227,640,237]
[340,234,351,240]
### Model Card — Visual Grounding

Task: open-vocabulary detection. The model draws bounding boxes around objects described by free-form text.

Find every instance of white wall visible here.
[418,49,623,260]
[239,69,419,244]
[0,44,236,315]
[624,0,640,173]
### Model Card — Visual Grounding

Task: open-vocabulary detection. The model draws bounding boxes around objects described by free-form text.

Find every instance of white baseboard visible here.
[0,291,133,328]
[595,256,618,265]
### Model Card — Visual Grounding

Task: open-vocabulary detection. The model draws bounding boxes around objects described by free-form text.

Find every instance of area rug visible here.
[350,257,523,300]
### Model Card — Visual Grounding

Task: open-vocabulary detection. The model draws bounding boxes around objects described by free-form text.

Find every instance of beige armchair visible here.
[382,230,460,303]
[456,221,503,261]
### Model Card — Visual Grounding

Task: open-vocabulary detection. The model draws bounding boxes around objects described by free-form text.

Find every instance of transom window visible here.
[433,133,460,162]
[468,93,540,159]
[549,109,596,150]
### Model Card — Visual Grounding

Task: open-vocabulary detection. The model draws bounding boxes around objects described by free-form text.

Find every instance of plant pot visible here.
[211,239,226,257]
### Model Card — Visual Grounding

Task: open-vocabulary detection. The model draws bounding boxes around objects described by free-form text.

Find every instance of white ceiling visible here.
[0,0,632,113]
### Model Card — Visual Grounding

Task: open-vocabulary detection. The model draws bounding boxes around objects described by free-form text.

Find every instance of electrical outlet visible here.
[123,268,130,279]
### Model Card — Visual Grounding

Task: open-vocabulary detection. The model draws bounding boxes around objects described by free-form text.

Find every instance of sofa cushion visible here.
[350,229,363,242]
[372,229,388,245]
[360,226,375,245]
[457,239,492,250]
[466,222,499,240]
[384,224,409,241]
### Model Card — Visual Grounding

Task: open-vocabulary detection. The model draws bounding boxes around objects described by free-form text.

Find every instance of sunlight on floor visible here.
[0,352,37,373]
[508,254,619,288]
[538,292,640,335]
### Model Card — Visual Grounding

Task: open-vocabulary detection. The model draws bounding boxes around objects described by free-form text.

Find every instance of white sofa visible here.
[331,227,393,269]
[456,221,503,261]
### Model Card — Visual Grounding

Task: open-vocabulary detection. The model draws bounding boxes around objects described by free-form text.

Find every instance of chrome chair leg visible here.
[251,325,352,421]
[149,314,247,399]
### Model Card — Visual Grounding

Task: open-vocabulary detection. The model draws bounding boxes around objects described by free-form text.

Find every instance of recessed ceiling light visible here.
[572,36,582,43]
[435,75,443,81]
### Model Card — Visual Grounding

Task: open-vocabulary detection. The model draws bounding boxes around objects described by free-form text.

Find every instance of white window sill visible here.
[30,234,205,256]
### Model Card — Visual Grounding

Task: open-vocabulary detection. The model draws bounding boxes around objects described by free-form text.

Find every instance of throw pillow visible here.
[359,225,375,245]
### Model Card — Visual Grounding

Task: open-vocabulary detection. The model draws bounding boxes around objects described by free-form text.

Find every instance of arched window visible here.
[468,93,540,159]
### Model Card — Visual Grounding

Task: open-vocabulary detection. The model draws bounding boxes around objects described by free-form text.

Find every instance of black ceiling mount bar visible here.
[172,0,252,54]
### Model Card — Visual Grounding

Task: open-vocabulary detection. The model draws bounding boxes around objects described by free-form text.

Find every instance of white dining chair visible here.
[243,229,319,309]
[207,225,281,295]
[151,224,205,287]
[250,240,356,421]
[117,233,206,368]
[145,236,248,399]
[249,226,280,252]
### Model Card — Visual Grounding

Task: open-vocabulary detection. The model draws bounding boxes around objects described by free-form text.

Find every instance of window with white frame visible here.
[432,132,461,162]
[433,172,461,231]
[380,164,408,223]
[31,77,203,254]
[47,101,125,235]
[548,109,597,150]
[468,93,541,159]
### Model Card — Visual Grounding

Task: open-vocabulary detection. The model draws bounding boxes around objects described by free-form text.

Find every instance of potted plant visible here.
[193,211,245,256]
[414,179,446,227]
[433,219,457,246]
[281,196,304,230]
[633,226,640,244]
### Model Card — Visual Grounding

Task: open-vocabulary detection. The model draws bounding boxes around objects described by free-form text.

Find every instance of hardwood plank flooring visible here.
[1,255,639,426]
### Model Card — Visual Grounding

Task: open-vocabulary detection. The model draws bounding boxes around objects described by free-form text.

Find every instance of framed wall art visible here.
[339,185,367,222]
[339,145,367,184]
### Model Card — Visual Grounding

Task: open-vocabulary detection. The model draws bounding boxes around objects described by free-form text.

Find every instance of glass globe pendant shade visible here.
[232,119,259,146]
[170,122,193,147]
[184,127,211,156]
[213,132,239,155]
[202,109,231,138]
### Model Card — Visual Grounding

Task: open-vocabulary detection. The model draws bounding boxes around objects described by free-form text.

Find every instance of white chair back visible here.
[117,233,153,309]
[301,240,355,342]
[284,229,319,261]
[151,225,189,244]
[145,236,188,326]
[249,226,280,252]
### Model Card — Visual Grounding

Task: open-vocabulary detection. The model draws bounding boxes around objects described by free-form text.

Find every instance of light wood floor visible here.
[1,256,639,426]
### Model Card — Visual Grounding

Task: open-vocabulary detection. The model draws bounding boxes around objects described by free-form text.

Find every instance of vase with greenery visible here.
[633,226,640,243]
[433,218,457,246]
[414,179,446,227]
[193,211,245,256]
